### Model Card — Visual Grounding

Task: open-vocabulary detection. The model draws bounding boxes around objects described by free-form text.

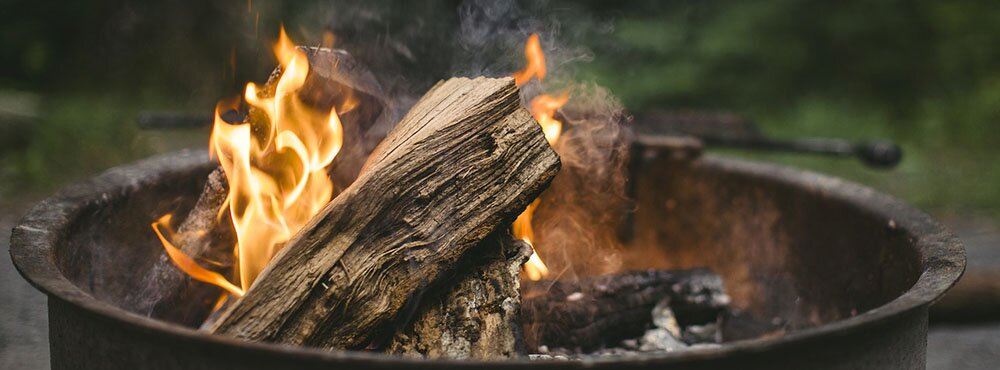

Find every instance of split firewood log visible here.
[521,268,730,351]
[209,76,561,351]
[386,229,532,359]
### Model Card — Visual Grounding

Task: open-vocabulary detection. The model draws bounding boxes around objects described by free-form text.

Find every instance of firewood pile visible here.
[148,42,735,360]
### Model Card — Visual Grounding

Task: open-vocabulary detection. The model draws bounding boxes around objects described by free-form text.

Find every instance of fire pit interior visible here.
[13,144,963,369]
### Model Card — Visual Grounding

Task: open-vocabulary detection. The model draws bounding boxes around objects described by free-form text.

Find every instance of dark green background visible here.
[1,0,997,218]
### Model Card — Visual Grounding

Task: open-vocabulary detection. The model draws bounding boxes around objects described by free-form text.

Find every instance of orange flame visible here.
[530,91,569,144]
[221,27,343,290]
[512,34,546,86]
[513,200,550,281]
[155,26,344,294]
[152,214,244,297]
[512,33,568,281]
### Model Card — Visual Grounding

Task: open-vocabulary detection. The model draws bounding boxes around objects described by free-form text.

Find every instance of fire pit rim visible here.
[9,149,965,366]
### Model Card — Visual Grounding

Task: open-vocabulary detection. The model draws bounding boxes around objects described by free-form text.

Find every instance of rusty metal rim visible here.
[9,149,965,367]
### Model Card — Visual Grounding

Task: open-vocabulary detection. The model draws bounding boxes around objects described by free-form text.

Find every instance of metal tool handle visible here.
[140,110,904,168]
[707,136,902,168]
[634,111,904,169]
[136,111,246,129]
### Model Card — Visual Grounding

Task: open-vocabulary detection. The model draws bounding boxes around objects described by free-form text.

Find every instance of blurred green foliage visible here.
[1,0,998,217]
[574,0,1000,217]
[0,0,285,199]
[7,96,141,184]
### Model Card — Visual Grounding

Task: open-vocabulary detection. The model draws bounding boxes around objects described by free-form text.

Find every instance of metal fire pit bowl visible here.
[10,146,964,369]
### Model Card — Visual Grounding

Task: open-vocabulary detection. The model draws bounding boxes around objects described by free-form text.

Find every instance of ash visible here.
[530,292,729,360]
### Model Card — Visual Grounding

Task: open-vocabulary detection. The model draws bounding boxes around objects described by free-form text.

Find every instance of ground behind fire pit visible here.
[1,200,998,369]
[1,199,49,370]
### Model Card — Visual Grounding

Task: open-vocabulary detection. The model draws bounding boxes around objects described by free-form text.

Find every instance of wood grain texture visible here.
[386,230,531,359]
[210,76,560,350]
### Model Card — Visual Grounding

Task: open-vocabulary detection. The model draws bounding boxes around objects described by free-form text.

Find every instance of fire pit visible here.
[8,21,965,369]
[11,138,963,368]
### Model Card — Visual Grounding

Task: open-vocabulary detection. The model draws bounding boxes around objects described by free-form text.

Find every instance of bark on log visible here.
[210,76,561,350]
[127,168,235,326]
[521,268,730,351]
[386,229,532,359]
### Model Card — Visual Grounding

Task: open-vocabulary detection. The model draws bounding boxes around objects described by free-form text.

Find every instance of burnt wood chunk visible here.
[210,77,561,350]
[387,230,532,359]
[521,269,730,351]
[126,168,234,326]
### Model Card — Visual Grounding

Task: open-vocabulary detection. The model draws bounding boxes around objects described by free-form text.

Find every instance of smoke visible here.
[534,84,631,280]
[453,0,632,280]
[316,0,632,280]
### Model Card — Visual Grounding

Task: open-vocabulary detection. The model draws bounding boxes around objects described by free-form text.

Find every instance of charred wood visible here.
[521,268,730,351]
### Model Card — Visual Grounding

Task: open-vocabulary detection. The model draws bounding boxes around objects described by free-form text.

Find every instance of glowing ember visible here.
[154,27,345,293]
[512,33,568,280]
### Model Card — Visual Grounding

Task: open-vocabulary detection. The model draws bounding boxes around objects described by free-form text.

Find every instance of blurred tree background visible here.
[574,0,1000,219]
[1,0,998,218]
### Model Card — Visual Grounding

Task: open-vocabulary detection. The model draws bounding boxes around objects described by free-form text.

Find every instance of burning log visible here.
[127,169,235,326]
[386,230,531,359]
[521,269,730,351]
[209,76,561,351]
[140,45,394,327]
